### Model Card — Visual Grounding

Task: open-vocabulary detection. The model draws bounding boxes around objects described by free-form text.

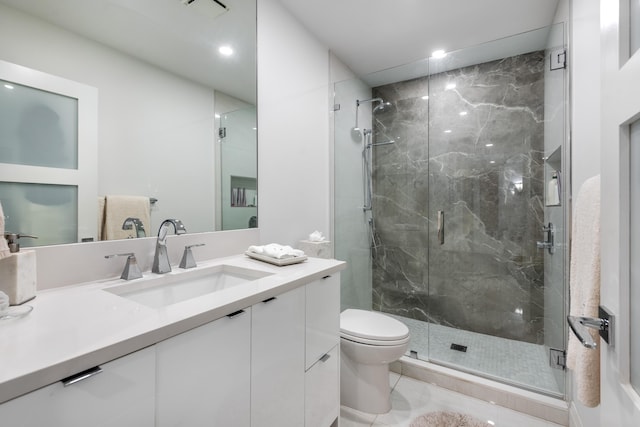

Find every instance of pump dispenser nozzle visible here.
[4,233,37,253]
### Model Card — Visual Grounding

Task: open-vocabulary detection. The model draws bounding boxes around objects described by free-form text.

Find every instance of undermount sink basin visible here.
[103,264,273,308]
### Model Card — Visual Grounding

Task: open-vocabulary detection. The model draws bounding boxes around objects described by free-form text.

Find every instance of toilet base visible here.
[340,351,392,414]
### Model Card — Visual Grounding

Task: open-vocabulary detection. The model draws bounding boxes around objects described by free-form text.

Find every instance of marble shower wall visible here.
[372,51,546,345]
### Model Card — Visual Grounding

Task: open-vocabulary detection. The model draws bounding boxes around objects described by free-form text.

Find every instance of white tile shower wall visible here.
[257,0,331,247]
[0,4,217,235]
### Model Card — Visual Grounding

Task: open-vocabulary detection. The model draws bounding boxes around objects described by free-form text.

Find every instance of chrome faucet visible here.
[122,217,146,238]
[152,219,187,274]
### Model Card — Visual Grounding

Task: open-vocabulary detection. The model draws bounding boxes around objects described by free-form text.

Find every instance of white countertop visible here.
[0,254,346,404]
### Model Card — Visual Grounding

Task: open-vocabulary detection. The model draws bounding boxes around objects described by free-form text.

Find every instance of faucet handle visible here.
[179,244,205,269]
[105,253,143,280]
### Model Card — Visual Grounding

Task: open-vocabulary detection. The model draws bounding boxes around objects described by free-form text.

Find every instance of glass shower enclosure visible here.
[334,24,568,397]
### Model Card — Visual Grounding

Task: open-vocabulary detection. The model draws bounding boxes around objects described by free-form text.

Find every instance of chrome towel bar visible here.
[567,306,614,349]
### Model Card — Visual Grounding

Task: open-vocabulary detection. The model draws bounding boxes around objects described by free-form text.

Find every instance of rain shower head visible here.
[373,101,393,114]
[353,97,394,142]
[357,97,394,115]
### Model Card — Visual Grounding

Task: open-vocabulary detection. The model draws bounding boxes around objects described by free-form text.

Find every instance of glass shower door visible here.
[426,24,567,396]
[219,106,257,230]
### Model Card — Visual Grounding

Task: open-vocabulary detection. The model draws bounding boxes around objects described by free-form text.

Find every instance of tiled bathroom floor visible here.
[340,373,565,427]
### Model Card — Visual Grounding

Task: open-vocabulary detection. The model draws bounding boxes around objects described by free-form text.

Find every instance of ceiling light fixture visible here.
[219,45,233,56]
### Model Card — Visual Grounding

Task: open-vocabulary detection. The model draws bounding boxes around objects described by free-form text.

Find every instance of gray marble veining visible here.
[371,51,546,344]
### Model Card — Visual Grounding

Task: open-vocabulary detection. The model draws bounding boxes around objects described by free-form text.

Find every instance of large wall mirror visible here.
[0,0,257,247]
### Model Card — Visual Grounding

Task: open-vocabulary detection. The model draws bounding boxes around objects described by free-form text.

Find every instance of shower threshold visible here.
[388,314,564,398]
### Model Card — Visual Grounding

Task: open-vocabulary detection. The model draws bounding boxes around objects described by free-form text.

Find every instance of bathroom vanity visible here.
[0,254,344,427]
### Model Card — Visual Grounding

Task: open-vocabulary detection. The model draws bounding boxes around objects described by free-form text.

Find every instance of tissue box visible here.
[0,251,37,305]
[297,240,331,259]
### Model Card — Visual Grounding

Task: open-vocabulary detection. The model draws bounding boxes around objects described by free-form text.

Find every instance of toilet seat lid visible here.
[340,309,409,341]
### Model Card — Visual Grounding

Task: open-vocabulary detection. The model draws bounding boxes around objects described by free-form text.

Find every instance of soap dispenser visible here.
[0,233,37,305]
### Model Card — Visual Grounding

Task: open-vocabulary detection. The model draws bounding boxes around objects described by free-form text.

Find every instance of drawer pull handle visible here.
[61,366,103,387]
[227,309,246,318]
[322,275,331,280]
[319,353,331,363]
[262,296,277,303]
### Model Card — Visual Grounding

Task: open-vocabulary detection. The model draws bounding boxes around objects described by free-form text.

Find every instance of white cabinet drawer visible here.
[305,345,339,427]
[0,346,156,427]
[306,274,340,370]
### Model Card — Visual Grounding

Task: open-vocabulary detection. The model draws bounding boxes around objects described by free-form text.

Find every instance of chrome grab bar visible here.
[567,306,614,349]
[437,210,444,245]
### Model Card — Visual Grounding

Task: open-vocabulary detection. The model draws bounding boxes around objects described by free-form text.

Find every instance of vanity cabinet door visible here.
[156,309,251,427]
[251,286,305,427]
[0,346,156,427]
[305,274,340,370]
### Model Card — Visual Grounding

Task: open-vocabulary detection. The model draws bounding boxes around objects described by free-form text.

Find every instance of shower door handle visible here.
[437,210,444,245]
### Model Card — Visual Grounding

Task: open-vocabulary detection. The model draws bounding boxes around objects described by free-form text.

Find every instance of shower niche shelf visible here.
[544,146,562,207]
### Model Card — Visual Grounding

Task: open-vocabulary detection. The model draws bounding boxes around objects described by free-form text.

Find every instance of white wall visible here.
[568,0,602,425]
[571,0,601,193]
[0,3,217,236]
[257,0,331,246]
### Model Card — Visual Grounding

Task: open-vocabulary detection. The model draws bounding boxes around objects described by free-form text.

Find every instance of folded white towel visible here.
[248,244,305,259]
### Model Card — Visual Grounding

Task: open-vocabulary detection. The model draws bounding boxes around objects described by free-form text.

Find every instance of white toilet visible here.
[340,309,410,414]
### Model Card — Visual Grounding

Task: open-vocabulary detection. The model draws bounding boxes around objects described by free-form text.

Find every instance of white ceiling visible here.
[278,0,561,78]
[0,0,257,103]
[2,0,561,103]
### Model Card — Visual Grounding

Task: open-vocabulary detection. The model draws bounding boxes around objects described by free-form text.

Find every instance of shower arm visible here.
[355,97,384,130]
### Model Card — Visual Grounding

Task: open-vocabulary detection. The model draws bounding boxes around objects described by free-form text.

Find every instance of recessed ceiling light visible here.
[4,84,14,89]
[219,45,233,56]
[445,83,456,90]
[431,49,446,59]
[421,95,429,100]
[459,111,467,116]
[444,129,452,134]
[485,143,494,147]
[489,160,496,164]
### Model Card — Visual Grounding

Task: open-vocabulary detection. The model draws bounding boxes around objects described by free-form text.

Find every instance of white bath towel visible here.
[248,244,305,259]
[102,195,151,240]
[566,175,601,407]
[0,201,10,259]
[97,196,106,241]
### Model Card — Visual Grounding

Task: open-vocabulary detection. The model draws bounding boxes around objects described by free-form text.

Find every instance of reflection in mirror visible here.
[0,0,257,247]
